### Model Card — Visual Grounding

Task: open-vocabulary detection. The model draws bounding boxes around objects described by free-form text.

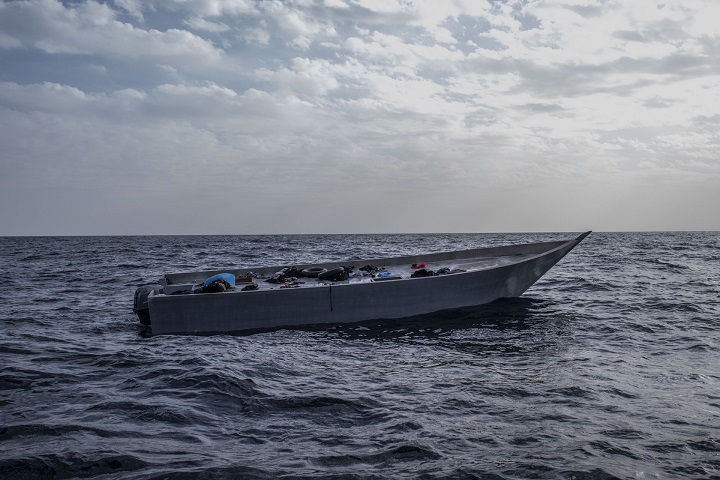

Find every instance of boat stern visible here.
[133,284,163,326]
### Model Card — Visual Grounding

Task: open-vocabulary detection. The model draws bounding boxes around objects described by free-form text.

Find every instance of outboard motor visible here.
[133,284,163,326]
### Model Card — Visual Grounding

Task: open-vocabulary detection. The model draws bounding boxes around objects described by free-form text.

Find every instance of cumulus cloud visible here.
[113,0,145,20]
[0,0,224,63]
[1,0,719,234]
[184,16,231,33]
[112,0,257,18]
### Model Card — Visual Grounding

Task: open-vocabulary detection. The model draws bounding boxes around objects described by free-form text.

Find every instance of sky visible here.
[1,0,719,235]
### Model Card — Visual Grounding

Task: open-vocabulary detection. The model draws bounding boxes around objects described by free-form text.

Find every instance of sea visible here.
[1,232,718,480]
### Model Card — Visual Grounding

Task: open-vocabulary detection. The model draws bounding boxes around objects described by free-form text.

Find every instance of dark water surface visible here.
[1,232,718,479]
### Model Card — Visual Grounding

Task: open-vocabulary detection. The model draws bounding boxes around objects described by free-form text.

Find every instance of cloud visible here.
[113,0,145,21]
[184,16,230,33]
[1,0,719,233]
[112,0,257,18]
[0,0,224,63]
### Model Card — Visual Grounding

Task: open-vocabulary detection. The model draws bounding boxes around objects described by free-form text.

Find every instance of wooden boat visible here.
[133,232,591,335]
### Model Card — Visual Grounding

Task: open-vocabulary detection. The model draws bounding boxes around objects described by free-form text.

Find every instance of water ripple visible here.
[1,232,718,479]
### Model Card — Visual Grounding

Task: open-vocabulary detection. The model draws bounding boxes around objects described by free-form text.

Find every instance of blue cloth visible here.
[203,273,236,287]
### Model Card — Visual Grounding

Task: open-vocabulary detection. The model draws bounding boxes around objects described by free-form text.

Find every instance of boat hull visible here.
[141,232,589,335]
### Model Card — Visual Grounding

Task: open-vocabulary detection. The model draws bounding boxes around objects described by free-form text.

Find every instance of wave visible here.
[1,232,719,480]
[0,454,150,479]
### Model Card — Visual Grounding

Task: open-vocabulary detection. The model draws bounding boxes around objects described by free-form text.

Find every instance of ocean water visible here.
[1,232,718,480]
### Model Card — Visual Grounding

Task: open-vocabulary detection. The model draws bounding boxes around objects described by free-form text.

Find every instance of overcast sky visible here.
[1,0,718,235]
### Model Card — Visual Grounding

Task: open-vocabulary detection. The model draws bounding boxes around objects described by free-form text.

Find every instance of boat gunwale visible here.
[158,232,590,294]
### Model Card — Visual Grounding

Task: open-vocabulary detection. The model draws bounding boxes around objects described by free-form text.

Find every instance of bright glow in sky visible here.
[1,0,718,235]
